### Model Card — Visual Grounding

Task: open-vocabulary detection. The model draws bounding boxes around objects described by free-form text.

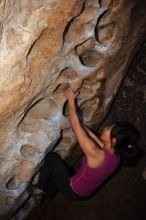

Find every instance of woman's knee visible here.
[45,152,60,163]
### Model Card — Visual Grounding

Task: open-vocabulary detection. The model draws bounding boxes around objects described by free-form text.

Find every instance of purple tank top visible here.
[70,150,120,197]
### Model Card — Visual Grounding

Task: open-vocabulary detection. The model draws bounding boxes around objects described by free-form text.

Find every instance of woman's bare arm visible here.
[83,126,104,148]
[64,88,101,158]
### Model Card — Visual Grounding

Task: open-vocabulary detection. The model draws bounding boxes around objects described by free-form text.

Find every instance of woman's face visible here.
[100,124,115,143]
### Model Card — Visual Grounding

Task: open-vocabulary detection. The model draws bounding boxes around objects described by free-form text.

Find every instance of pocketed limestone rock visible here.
[0,0,146,219]
[20,145,39,158]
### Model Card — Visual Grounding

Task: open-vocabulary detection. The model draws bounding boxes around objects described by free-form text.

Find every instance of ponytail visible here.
[111,121,142,167]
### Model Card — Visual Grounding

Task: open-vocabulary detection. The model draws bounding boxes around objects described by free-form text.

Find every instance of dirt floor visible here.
[26,40,146,220]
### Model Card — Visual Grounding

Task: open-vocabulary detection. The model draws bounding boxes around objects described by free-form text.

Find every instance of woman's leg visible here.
[36,152,72,195]
[36,154,54,190]
[38,152,86,201]
[36,152,71,187]
[29,152,69,204]
[32,152,87,202]
[44,177,58,198]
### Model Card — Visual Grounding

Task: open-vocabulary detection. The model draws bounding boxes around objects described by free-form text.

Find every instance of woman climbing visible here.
[28,88,140,205]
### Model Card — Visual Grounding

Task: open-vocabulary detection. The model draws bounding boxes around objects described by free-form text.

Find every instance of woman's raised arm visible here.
[64,88,101,158]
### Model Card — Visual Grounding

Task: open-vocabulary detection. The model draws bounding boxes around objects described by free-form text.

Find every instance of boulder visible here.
[0,0,146,219]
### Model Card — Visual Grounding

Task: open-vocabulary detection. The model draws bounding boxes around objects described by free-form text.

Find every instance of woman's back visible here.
[70,150,120,197]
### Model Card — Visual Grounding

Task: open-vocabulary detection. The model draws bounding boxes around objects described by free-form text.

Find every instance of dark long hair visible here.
[110,121,142,167]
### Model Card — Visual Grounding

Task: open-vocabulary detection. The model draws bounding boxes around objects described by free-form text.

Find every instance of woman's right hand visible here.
[64,88,76,102]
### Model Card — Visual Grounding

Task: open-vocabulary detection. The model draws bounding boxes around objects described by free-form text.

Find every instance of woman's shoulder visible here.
[86,149,105,168]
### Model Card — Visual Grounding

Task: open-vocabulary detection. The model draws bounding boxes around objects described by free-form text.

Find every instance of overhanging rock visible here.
[0,0,146,219]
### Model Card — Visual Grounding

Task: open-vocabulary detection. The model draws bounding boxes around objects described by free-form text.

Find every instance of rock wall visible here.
[0,0,146,219]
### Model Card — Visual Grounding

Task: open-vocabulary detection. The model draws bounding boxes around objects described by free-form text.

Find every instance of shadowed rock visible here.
[0,0,146,219]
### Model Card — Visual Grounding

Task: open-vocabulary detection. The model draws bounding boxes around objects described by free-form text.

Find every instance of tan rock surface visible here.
[0,0,146,219]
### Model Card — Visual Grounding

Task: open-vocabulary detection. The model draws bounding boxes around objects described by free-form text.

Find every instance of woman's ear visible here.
[111,138,117,147]
[128,144,132,149]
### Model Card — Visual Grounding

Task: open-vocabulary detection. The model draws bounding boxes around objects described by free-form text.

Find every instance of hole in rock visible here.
[18,97,44,126]
[29,98,58,119]
[13,160,35,182]
[53,83,70,95]
[20,145,39,158]
[6,177,20,190]
[79,50,101,67]
[19,117,40,133]
[59,68,78,82]
[95,22,116,46]
[75,38,94,57]
[19,97,58,128]
[62,2,85,43]
[62,100,68,117]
